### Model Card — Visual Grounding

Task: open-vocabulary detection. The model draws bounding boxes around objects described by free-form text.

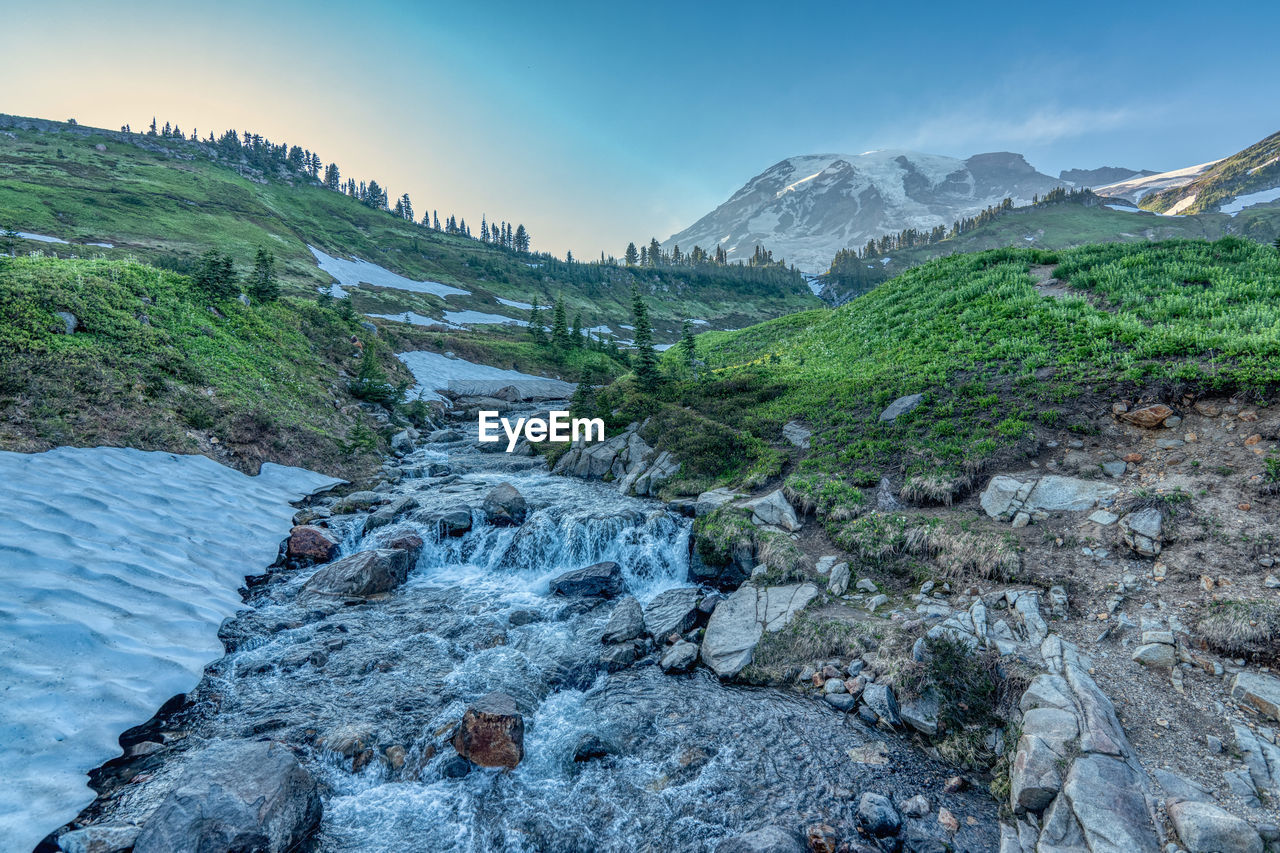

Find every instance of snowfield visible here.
[0,447,340,851]
[398,350,575,401]
[1219,186,1280,215]
[309,245,470,299]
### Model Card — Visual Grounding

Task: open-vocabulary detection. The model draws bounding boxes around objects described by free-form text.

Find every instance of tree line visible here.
[119,116,533,254]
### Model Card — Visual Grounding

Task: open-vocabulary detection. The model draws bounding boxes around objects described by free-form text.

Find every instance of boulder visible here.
[644,587,701,640]
[452,692,524,770]
[879,393,923,422]
[899,688,941,736]
[695,487,747,518]
[330,490,386,513]
[857,792,902,837]
[701,583,820,678]
[1131,642,1177,668]
[416,507,473,536]
[381,532,424,563]
[782,421,811,449]
[572,733,618,763]
[828,562,851,596]
[981,475,1118,521]
[660,641,699,673]
[550,562,625,598]
[391,430,414,453]
[428,428,465,443]
[285,525,340,566]
[600,640,641,671]
[54,311,79,334]
[1120,508,1164,557]
[1231,671,1280,721]
[601,596,645,643]
[299,548,410,604]
[483,483,528,526]
[862,683,901,727]
[362,495,418,533]
[1119,404,1174,429]
[1167,800,1262,853]
[626,450,682,497]
[715,825,807,853]
[742,489,802,532]
[132,741,321,853]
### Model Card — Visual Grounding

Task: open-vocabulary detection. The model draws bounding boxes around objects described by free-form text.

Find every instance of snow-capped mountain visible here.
[1092,160,1222,205]
[664,150,1070,271]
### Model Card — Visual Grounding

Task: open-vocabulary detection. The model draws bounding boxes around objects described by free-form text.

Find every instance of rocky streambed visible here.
[42,399,1002,853]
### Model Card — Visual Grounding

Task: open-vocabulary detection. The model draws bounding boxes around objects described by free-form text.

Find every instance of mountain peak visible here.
[666,150,1064,271]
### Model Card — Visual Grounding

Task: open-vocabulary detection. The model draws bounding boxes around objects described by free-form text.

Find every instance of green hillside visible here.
[581,238,1280,517]
[822,194,1280,301]
[1143,130,1280,214]
[0,115,818,339]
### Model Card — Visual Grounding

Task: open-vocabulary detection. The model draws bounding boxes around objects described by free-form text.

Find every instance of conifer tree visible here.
[631,287,658,390]
[249,248,279,302]
[571,313,583,347]
[528,299,546,344]
[624,242,639,266]
[551,297,570,348]
[680,318,697,368]
[193,249,238,300]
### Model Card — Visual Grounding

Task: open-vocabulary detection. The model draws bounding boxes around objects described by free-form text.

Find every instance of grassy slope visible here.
[828,200,1280,298]
[0,255,407,477]
[586,238,1280,510]
[1143,130,1280,214]
[0,117,819,337]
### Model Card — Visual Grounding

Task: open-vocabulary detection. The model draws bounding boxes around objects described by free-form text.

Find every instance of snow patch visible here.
[397,351,574,402]
[0,447,340,851]
[16,231,69,244]
[1219,186,1280,215]
[308,245,469,299]
[496,297,534,310]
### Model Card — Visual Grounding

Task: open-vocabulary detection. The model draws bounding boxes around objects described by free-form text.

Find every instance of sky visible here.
[4,0,1279,258]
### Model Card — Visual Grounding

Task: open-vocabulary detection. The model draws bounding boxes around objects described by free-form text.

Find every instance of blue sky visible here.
[4,0,1278,257]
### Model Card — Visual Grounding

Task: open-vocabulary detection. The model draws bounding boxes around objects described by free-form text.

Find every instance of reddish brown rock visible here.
[452,692,524,770]
[805,823,838,853]
[938,807,959,833]
[286,525,340,566]
[1122,452,1143,463]
[1119,404,1174,429]
[382,532,424,563]
[1244,433,1262,446]
[1239,409,1259,422]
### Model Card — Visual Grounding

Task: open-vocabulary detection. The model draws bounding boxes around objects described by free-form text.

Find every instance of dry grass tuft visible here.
[1196,599,1280,659]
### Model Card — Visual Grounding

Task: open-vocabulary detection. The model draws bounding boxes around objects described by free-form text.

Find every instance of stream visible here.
[63,403,1000,852]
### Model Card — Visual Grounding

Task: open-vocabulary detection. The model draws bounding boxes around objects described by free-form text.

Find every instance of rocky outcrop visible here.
[1231,671,1280,721]
[552,421,680,497]
[695,487,747,518]
[742,489,802,532]
[1004,637,1161,853]
[452,692,524,770]
[298,549,410,604]
[981,474,1118,523]
[549,562,626,598]
[1119,508,1164,557]
[482,483,528,526]
[701,583,820,678]
[781,421,811,449]
[132,741,321,853]
[1167,800,1263,853]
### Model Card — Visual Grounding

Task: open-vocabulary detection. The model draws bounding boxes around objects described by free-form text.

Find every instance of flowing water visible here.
[80,412,1000,852]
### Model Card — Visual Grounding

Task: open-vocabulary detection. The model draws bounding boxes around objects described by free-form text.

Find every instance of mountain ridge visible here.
[664,149,1130,271]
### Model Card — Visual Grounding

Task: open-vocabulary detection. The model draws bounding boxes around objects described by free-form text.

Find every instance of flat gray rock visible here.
[879,393,923,422]
[700,583,819,678]
[643,587,701,640]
